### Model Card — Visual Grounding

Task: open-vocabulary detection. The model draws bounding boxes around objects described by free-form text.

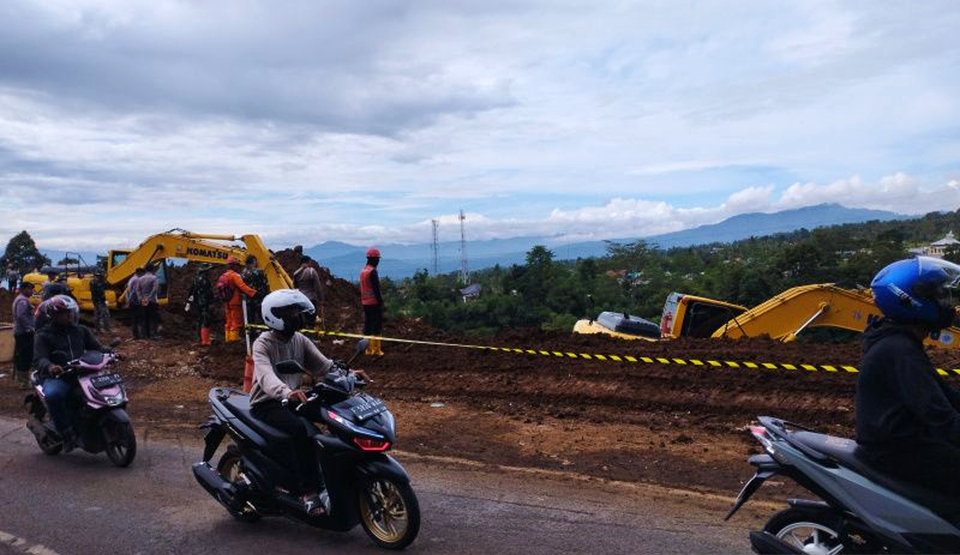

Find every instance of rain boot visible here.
[200,327,212,346]
[364,338,376,356]
[372,338,384,356]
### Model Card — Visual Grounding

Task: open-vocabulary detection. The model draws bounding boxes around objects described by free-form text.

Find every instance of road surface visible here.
[0,417,758,554]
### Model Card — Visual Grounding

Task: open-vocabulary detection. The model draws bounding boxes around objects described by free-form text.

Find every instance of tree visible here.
[1,231,50,273]
[57,256,79,266]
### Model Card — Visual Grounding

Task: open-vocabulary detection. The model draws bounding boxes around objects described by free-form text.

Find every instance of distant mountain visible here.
[645,203,904,249]
[305,203,909,280]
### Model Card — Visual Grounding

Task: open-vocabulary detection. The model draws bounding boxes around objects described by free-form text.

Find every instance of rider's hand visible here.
[287,389,308,404]
[49,365,63,377]
[353,369,373,383]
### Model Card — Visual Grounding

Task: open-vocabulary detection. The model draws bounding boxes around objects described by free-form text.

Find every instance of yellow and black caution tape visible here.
[245,324,960,377]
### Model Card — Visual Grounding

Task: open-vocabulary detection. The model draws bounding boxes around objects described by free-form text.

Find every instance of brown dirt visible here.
[6,268,960,496]
[0,288,13,321]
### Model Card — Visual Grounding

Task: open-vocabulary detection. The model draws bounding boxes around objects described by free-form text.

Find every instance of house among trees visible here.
[909,231,960,258]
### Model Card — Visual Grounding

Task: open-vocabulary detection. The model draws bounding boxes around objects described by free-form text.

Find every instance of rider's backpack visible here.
[215,273,235,302]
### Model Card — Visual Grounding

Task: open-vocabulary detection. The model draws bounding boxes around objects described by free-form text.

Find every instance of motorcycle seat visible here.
[792,431,960,519]
[222,395,292,443]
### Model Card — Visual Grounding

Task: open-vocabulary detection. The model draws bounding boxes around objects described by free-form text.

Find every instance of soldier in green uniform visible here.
[90,272,112,332]
[187,264,216,345]
[242,255,269,325]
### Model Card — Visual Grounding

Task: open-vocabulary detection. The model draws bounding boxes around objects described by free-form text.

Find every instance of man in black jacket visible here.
[857,257,960,496]
[32,295,107,451]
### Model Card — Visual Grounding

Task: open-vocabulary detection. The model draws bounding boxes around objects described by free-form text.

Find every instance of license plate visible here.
[91,373,123,389]
[352,397,387,420]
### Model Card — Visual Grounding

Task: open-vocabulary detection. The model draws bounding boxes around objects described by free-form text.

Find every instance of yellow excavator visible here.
[577,284,960,350]
[23,230,294,311]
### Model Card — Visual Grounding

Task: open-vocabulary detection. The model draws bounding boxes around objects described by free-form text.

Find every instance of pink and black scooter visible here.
[25,349,137,467]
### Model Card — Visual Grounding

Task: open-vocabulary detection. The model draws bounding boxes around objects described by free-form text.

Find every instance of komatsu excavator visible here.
[23,230,294,311]
[577,284,960,350]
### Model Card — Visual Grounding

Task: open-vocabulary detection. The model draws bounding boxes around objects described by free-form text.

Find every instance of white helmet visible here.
[262,289,315,334]
[42,294,80,324]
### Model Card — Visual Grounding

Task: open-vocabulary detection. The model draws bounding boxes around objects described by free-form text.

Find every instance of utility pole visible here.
[431,219,440,275]
[459,209,468,284]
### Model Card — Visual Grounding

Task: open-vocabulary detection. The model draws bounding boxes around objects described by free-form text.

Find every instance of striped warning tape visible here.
[244,324,960,377]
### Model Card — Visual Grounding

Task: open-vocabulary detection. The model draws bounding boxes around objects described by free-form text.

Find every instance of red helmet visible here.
[366,248,381,258]
[226,255,241,265]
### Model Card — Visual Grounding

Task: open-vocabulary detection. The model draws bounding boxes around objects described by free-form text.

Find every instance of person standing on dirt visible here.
[124,268,144,339]
[12,281,36,389]
[293,256,325,325]
[220,256,257,343]
[136,263,160,339]
[90,272,112,333]
[187,264,215,345]
[857,256,960,497]
[5,265,19,291]
[250,289,335,516]
[359,248,384,356]
[242,255,269,325]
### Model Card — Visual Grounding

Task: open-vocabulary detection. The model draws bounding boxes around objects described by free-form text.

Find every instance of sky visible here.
[1,0,959,251]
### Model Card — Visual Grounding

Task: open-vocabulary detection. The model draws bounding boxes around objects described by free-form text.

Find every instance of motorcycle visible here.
[25,348,137,467]
[726,416,960,554]
[192,339,420,550]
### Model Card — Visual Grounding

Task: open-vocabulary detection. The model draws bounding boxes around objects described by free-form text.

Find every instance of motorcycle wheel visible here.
[764,508,846,554]
[358,477,420,550]
[104,421,137,467]
[216,449,261,523]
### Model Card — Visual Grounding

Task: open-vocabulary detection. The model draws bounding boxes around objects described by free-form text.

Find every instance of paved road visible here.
[0,417,756,554]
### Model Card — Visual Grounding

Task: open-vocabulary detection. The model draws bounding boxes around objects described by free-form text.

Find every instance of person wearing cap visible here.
[220,256,257,343]
[90,271,112,333]
[187,263,216,345]
[359,247,384,356]
[136,263,160,339]
[293,255,325,324]
[12,280,36,388]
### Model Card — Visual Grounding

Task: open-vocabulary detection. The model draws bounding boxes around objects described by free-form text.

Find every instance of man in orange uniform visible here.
[359,248,384,356]
[221,256,257,343]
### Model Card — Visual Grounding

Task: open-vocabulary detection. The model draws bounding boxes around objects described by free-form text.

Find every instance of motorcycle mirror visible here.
[275,360,305,375]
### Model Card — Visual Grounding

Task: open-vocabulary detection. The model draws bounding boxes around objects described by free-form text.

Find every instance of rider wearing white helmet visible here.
[250,289,334,515]
[32,295,108,451]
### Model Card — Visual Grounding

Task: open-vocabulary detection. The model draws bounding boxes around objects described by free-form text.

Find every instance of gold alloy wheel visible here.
[359,479,410,545]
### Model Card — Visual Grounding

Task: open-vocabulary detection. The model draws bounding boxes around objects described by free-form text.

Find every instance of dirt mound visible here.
[274,248,363,331]
[0,288,13,321]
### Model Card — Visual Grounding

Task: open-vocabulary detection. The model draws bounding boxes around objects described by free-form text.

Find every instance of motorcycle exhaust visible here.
[748,531,804,555]
[192,462,247,511]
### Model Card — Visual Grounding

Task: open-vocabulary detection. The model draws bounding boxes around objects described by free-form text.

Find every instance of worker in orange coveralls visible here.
[219,256,257,343]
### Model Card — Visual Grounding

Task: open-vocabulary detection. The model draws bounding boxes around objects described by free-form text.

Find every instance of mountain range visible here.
[302,204,906,280]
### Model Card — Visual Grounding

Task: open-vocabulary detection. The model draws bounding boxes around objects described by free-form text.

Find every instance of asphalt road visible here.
[0,417,756,554]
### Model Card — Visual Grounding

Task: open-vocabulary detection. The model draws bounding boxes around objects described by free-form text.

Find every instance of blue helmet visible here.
[871,256,960,329]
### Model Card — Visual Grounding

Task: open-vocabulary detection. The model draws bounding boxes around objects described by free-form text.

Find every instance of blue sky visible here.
[1,0,959,251]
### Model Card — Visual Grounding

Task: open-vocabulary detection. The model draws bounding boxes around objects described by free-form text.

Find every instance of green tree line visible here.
[382,209,960,336]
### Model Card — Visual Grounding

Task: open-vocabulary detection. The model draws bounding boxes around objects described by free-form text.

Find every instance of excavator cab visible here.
[661,293,748,339]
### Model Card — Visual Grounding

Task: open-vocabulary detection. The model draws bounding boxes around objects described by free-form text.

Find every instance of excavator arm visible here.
[710,283,960,350]
[107,230,293,290]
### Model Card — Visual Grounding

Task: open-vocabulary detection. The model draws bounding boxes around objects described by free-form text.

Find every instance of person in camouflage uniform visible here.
[90,272,112,332]
[187,264,216,345]
[242,255,269,325]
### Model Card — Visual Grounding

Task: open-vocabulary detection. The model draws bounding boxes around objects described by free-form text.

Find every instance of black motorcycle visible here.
[192,340,420,550]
